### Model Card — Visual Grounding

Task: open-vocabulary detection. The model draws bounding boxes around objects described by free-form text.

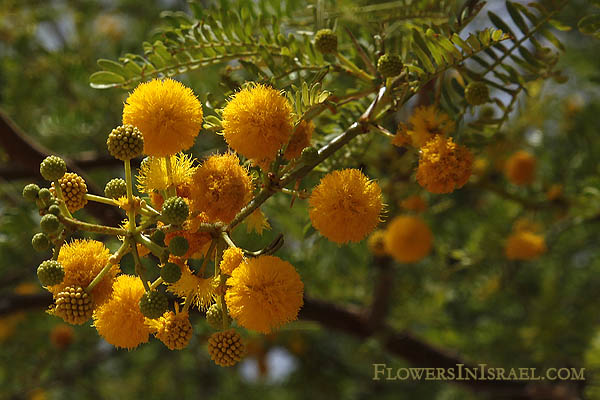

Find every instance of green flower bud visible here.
[48,204,61,216]
[139,290,169,319]
[160,262,182,284]
[314,29,338,54]
[107,125,144,161]
[104,178,127,199]
[32,233,50,251]
[377,54,403,78]
[22,184,40,201]
[162,197,189,226]
[40,214,60,234]
[151,229,166,245]
[37,260,65,286]
[464,81,489,106]
[168,236,189,257]
[38,188,52,203]
[40,155,67,181]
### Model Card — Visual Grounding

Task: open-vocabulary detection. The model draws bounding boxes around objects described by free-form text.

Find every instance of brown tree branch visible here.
[299,296,578,400]
[0,109,123,226]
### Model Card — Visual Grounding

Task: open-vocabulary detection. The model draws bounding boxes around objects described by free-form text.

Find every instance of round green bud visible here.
[22,184,40,201]
[377,54,403,78]
[139,290,169,319]
[40,155,67,181]
[162,197,189,226]
[104,178,127,199]
[160,262,182,284]
[40,214,60,234]
[48,204,61,216]
[314,29,338,54]
[106,124,144,161]
[37,260,65,286]
[464,81,489,106]
[300,146,320,164]
[32,233,50,251]
[151,229,166,245]
[168,236,189,257]
[206,303,230,330]
[38,188,52,203]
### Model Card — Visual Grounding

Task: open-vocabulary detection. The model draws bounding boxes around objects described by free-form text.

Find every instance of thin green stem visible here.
[124,159,136,232]
[336,52,375,82]
[86,239,130,292]
[135,233,167,259]
[59,215,128,236]
[150,277,163,291]
[221,231,237,249]
[52,180,73,219]
[85,193,118,207]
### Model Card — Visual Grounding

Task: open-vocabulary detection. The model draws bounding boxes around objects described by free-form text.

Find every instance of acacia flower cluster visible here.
[21,69,521,368]
[392,105,474,194]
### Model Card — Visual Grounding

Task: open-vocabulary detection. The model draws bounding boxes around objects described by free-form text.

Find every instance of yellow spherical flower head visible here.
[401,105,455,148]
[505,231,546,260]
[123,78,203,157]
[136,152,197,195]
[384,215,433,263]
[189,152,253,223]
[416,136,473,194]
[146,308,193,350]
[93,275,152,350]
[220,247,244,275]
[309,169,383,244]
[225,255,304,334]
[222,83,293,160]
[50,239,118,307]
[504,150,536,186]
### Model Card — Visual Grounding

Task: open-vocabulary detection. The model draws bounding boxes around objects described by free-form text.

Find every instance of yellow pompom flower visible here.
[50,239,118,307]
[222,84,293,160]
[123,78,203,157]
[189,152,253,223]
[504,150,536,186]
[384,215,433,263]
[146,307,193,350]
[416,136,473,194]
[505,231,546,260]
[93,275,152,350]
[220,247,244,275]
[309,169,383,244]
[167,260,217,309]
[225,255,304,334]
[136,153,197,195]
[396,105,455,148]
[284,120,314,160]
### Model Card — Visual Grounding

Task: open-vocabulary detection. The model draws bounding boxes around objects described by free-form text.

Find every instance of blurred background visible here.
[2,0,600,399]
